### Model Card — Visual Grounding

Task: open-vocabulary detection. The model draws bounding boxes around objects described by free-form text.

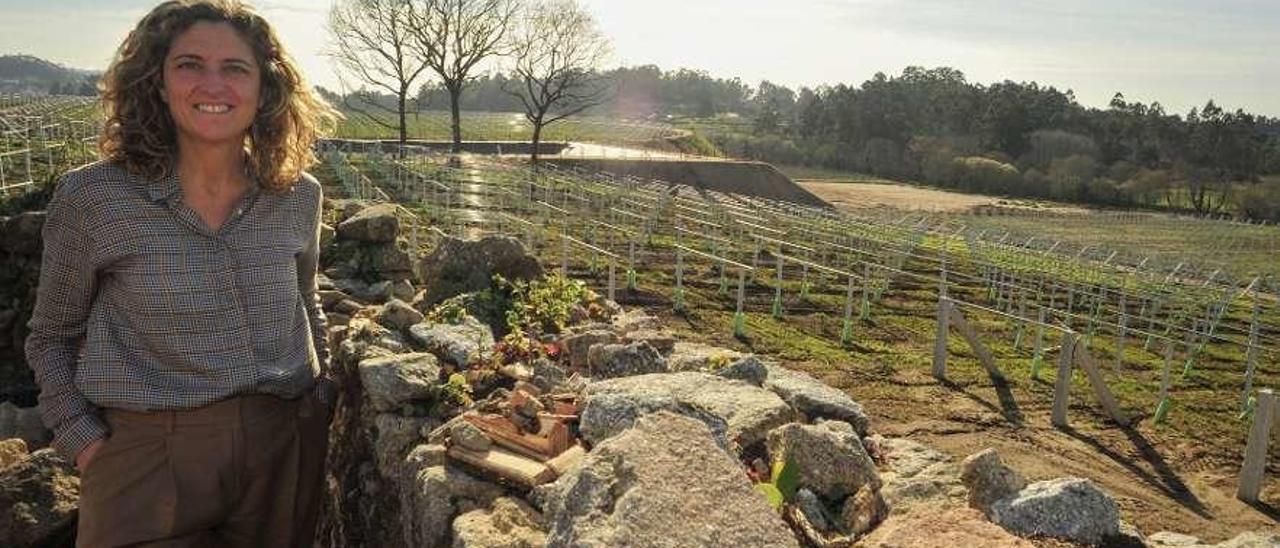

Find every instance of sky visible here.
[1,0,1276,116]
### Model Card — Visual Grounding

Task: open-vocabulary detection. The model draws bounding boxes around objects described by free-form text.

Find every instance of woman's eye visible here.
[178,61,199,70]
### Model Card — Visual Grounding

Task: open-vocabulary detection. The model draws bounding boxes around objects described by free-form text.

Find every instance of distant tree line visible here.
[741,67,1280,219]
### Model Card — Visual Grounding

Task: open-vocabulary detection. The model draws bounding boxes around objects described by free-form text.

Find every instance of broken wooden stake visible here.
[448,445,557,487]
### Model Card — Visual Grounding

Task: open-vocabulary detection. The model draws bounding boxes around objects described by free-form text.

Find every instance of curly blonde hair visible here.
[99,0,338,193]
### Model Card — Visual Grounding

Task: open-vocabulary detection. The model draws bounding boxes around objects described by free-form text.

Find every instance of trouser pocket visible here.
[77,416,178,547]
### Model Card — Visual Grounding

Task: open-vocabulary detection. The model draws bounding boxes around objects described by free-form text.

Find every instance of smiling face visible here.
[161,21,261,149]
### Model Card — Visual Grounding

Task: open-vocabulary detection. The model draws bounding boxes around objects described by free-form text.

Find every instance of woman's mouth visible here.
[195,103,232,114]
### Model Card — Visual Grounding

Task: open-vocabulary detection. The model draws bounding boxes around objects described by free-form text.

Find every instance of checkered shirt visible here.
[24,161,330,461]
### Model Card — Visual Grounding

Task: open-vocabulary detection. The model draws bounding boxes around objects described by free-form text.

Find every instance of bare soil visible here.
[644,306,1280,544]
[798,180,1091,215]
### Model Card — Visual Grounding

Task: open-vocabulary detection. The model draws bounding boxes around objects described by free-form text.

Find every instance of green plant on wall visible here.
[754,453,799,510]
[439,372,473,407]
[505,272,592,336]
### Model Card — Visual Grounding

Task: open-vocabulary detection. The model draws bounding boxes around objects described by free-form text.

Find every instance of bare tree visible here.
[327,0,431,155]
[408,0,520,153]
[505,0,611,163]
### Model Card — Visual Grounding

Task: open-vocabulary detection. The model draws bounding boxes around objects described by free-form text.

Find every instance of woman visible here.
[24,1,339,545]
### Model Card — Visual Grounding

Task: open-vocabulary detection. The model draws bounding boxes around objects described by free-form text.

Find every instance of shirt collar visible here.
[146,170,182,203]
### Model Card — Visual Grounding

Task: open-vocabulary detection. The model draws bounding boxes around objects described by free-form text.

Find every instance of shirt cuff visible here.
[52,413,109,463]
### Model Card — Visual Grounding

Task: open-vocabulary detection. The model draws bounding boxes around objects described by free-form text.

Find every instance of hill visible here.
[0,54,98,95]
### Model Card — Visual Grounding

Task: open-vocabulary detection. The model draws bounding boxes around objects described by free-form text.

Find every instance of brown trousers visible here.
[76,393,331,547]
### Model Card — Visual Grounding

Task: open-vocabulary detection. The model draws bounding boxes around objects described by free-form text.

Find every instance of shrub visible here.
[950,156,1021,194]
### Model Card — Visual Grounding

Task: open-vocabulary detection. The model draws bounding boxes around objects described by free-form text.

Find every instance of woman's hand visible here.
[76,438,105,473]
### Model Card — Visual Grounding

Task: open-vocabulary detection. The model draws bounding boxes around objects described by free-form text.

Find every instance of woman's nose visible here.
[195,69,233,92]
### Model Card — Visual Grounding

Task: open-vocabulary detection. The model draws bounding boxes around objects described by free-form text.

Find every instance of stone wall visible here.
[0,211,45,406]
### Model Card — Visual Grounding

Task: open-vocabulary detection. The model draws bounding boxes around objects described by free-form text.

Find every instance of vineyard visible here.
[312,144,1280,463]
[0,94,98,211]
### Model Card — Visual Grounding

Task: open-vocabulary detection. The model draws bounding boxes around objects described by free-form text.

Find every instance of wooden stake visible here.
[1052,332,1077,428]
[1237,389,1276,503]
[932,298,950,380]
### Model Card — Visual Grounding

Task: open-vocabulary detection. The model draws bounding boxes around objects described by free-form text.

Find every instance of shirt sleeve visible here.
[24,177,109,462]
[297,179,330,378]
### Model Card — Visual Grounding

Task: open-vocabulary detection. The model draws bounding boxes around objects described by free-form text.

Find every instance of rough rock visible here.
[529,359,568,394]
[666,342,743,372]
[764,364,869,435]
[870,436,965,512]
[716,355,768,386]
[1147,531,1202,547]
[0,403,49,449]
[451,422,492,452]
[0,211,45,255]
[374,414,436,477]
[859,506,1036,547]
[582,371,795,448]
[326,241,414,284]
[1147,531,1280,548]
[989,477,1120,545]
[540,412,800,548]
[358,352,442,412]
[0,449,79,548]
[378,299,425,332]
[559,330,618,369]
[610,309,659,334]
[1215,531,1280,548]
[840,484,889,537]
[409,317,496,368]
[794,488,834,532]
[585,341,666,379]
[391,279,416,302]
[875,436,950,479]
[417,236,543,309]
[451,497,547,548]
[621,329,676,355]
[320,222,335,249]
[406,444,448,470]
[318,289,348,309]
[766,422,881,503]
[960,449,1026,516]
[337,203,399,243]
[0,439,28,471]
[368,280,396,302]
[404,465,505,548]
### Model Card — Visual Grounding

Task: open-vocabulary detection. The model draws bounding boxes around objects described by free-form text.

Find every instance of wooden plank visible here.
[546,444,587,476]
[462,413,566,461]
[448,445,557,487]
[1238,389,1276,503]
[1073,346,1128,425]
[947,306,1004,381]
[1052,332,1077,428]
